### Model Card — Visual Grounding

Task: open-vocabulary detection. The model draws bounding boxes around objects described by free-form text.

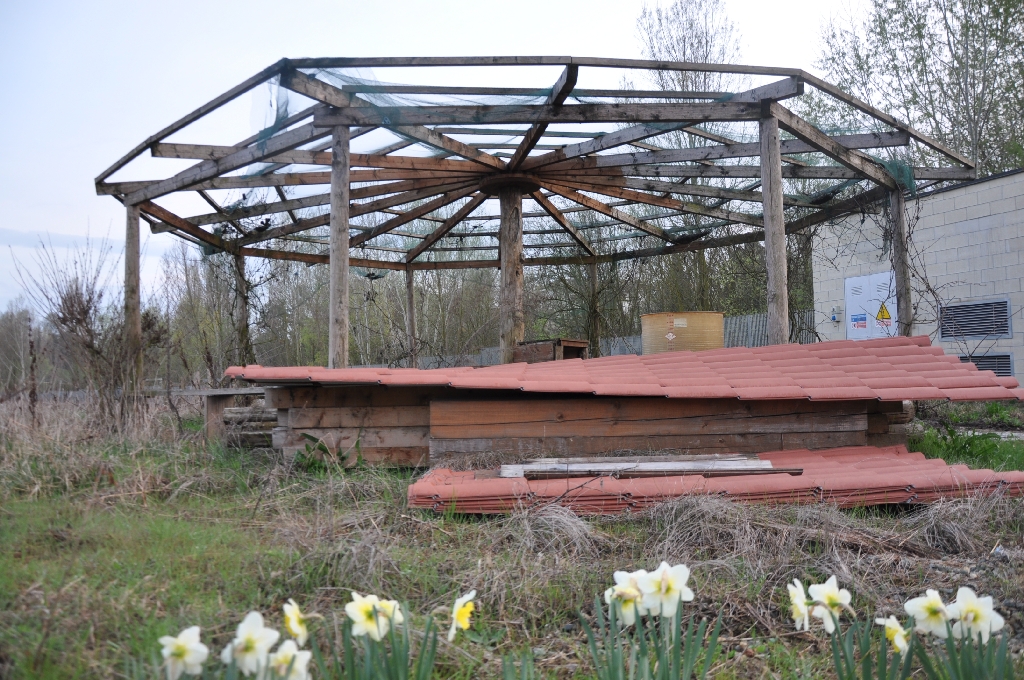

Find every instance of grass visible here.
[3,399,1024,678]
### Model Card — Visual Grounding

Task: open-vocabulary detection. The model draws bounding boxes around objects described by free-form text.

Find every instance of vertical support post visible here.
[204,393,231,446]
[125,203,143,389]
[233,252,254,365]
[498,187,524,364]
[890,189,913,336]
[588,260,601,358]
[405,266,418,368]
[760,113,790,345]
[328,126,350,369]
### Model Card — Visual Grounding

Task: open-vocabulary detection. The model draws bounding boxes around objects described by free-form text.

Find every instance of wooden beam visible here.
[96,59,288,183]
[537,181,677,243]
[138,200,234,252]
[543,178,763,228]
[551,174,818,207]
[406,193,487,262]
[350,185,479,247]
[188,192,331,226]
[766,102,897,190]
[499,188,525,364]
[125,205,142,392]
[890,189,913,336]
[329,127,350,369]
[508,65,578,170]
[280,69,505,170]
[784,186,888,234]
[234,213,330,246]
[314,101,762,127]
[405,267,417,366]
[761,115,789,345]
[125,122,330,205]
[529,191,595,255]
[538,131,911,172]
[520,123,692,171]
[576,165,975,180]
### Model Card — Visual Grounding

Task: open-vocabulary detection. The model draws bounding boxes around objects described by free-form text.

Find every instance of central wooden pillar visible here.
[328,126,350,369]
[125,204,142,389]
[233,252,254,365]
[498,187,524,364]
[405,267,418,367]
[760,114,790,345]
[890,189,913,336]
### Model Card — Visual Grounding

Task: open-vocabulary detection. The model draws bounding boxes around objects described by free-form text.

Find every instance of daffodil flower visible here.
[220,612,280,677]
[604,583,643,627]
[808,576,852,634]
[787,579,811,632]
[904,589,950,638]
[946,587,1005,644]
[283,599,309,647]
[158,626,208,680]
[637,562,694,618]
[875,616,909,656]
[448,590,477,642]
[345,592,394,641]
[267,640,312,680]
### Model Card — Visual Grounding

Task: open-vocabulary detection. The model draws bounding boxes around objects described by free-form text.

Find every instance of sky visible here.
[0,0,859,311]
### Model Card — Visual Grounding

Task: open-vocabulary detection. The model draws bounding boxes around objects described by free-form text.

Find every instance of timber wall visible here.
[267,385,908,467]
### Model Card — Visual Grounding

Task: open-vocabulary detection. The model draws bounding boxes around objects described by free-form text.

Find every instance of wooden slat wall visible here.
[429,398,871,465]
[266,386,436,466]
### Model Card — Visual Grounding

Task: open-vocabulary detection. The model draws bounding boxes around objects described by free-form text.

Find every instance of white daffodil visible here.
[875,616,909,656]
[808,576,852,634]
[637,562,694,618]
[266,640,312,680]
[158,626,208,680]
[946,587,1005,644]
[448,590,477,642]
[283,599,309,647]
[220,611,280,677]
[904,589,950,638]
[612,570,649,615]
[345,592,393,641]
[604,583,643,627]
[787,579,811,632]
[377,599,405,627]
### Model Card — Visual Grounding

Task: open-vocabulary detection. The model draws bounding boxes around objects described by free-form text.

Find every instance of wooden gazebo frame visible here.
[96,56,973,370]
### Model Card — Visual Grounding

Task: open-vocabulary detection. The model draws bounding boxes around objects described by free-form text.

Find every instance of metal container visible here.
[641,312,724,354]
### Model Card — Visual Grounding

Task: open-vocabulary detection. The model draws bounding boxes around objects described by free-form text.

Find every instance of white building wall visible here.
[812,170,1024,376]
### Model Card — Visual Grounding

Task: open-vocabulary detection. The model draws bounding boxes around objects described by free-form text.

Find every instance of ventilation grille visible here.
[940,300,1011,339]
[960,354,1013,377]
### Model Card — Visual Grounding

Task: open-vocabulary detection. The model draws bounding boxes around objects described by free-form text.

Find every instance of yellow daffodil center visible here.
[360,604,376,623]
[961,605,980,624]
[925,603,944,619]
[790,601,805,618]
[885,626,898,643]
[240,636,256,653]
[170,642,188,659]
[455,601,474,630]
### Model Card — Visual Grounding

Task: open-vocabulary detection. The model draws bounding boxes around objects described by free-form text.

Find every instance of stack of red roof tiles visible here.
[407,446,1024,514]
[227,336,1024,402]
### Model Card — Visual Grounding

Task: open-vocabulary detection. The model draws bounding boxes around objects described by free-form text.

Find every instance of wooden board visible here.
[288,405,430,429]
[265,386,440,409]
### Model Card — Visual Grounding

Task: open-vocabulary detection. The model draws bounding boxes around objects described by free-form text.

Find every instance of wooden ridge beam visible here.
[314,101,762,127]
[138,201,234,252]
[784,185,889,234]
[406,194,488,262]
[583,165,975,180]
[281,69,506,170]
[530,191,595,255]
[125,122,330,205]
[550,174,818,207]
[543,177,763,228]
[538,131,911,172]
[508,65,578,170]
[766,102,897,189]
[350,185,480,247]
[536,181,677,243]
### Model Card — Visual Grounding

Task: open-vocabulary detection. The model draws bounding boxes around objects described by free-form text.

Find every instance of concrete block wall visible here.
[813,169,1024,376]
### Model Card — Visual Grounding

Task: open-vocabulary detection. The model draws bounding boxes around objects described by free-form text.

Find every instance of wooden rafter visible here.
[537,181,678,243]
[508,65,578,170]
[406,194,488,262]
[529,191,595,256]
[350,185,480,247]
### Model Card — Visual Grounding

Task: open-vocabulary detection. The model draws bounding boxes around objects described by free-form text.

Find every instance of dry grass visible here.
[3,397,1024,678]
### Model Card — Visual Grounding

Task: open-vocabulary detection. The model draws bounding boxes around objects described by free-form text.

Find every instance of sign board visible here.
[844,271,899,340]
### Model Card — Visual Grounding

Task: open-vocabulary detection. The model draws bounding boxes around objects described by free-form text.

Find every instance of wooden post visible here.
[890,189,913,336]
[204,394,231,446]
[405,266,417,367]
[125,203,143,389]
[233,252,254,365]
[498,186,524,364]
[760,114,789,344]
[328,126,350,368]
[588,260,601,358]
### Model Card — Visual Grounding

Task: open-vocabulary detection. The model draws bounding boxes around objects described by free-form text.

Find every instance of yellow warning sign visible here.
[876,303,892,328]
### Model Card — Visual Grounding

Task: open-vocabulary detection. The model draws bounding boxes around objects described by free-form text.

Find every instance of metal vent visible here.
[960,354,1013,377]
[940,300,1011,339]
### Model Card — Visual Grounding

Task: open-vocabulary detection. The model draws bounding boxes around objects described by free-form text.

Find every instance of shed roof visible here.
[226,335,1023,402]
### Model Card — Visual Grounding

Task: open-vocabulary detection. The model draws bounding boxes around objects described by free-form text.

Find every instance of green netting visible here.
[877,157,917,195]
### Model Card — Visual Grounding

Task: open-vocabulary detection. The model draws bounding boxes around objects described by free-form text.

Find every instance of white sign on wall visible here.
[844,271,899,340]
